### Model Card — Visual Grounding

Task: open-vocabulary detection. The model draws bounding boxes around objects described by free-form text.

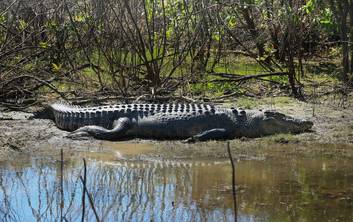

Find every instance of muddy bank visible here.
[0,97,353,161]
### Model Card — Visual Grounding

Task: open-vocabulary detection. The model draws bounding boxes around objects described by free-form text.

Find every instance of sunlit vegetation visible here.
[0,0,352,106]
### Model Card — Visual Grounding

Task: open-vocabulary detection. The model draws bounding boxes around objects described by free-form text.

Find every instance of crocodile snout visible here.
[301,119,314,131]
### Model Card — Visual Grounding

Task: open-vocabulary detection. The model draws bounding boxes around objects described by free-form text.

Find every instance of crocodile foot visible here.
[182,128,230,143]
[66,131,91,140]
[182,137,197,143]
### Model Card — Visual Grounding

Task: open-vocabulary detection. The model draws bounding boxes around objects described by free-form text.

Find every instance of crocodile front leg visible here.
[184,128,231,143]
[68,117,132,140]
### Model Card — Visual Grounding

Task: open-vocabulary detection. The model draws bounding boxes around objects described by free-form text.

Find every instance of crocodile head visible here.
[257,111,313,136]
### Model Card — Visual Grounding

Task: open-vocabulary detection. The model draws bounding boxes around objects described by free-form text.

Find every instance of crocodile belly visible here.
[126,114,233,139]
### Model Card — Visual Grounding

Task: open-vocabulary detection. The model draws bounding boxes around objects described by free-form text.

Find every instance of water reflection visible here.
[0,158,236,222]
[0,154,352,222]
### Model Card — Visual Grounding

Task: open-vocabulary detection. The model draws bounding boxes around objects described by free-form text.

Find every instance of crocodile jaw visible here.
[259,111,313,135]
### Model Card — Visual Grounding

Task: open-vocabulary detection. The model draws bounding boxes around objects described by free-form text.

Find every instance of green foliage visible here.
[0,0,347,101]
[226,15,237,29]
[319,8,334,29]
[39,41,49,49]
[301,0,316,14]
[45,20,58,30]
[18,19,27,31]
[212,31,221,42]
[51,63,62,73]
[0,15,6,24]
[0,16,6,44]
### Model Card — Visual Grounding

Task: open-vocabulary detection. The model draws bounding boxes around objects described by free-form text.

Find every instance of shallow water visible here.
[0,143,353,222]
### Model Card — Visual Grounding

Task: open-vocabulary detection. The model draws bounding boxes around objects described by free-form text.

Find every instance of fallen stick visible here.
[227,142,237,222]
[208,71,288,82]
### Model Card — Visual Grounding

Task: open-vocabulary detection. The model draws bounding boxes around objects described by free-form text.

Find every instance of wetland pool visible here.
[0,142,352,222]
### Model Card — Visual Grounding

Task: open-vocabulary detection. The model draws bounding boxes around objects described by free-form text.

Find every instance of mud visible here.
[0,97,352,161]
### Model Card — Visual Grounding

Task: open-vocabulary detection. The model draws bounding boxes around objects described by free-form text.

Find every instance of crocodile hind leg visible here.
[68,117,132,140]
[184,128,231,143]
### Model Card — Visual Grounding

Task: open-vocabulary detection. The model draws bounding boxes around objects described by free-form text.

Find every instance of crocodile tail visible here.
[50,101,81,112]
[32,101,76,120]
[32,106,54,120]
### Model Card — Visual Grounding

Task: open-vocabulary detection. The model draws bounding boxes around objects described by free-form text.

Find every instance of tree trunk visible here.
[242,7,265,57]
[349,0,353,80]
[339,0,350,81]
[287,51,300,98]
[264,0,281,61]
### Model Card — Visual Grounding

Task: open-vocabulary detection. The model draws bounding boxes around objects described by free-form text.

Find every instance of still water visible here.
[0,143,352,222]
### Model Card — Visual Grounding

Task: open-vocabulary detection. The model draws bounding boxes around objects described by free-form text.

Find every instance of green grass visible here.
[212,59,263,75]
[235,97,259,109]
[234,96,296,109]
[262,96,295,105]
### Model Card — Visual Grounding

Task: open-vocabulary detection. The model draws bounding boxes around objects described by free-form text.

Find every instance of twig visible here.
[1,75,66,99]
[208,71,288,82]
[227,142,237,222]
[63,0,104,90]
[0,0,20,17]
[60,149,64,222]
[81,159,87,222]
[79,174,100,221]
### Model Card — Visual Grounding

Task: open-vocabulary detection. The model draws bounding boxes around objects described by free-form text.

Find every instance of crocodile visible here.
[41,102,313,141]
